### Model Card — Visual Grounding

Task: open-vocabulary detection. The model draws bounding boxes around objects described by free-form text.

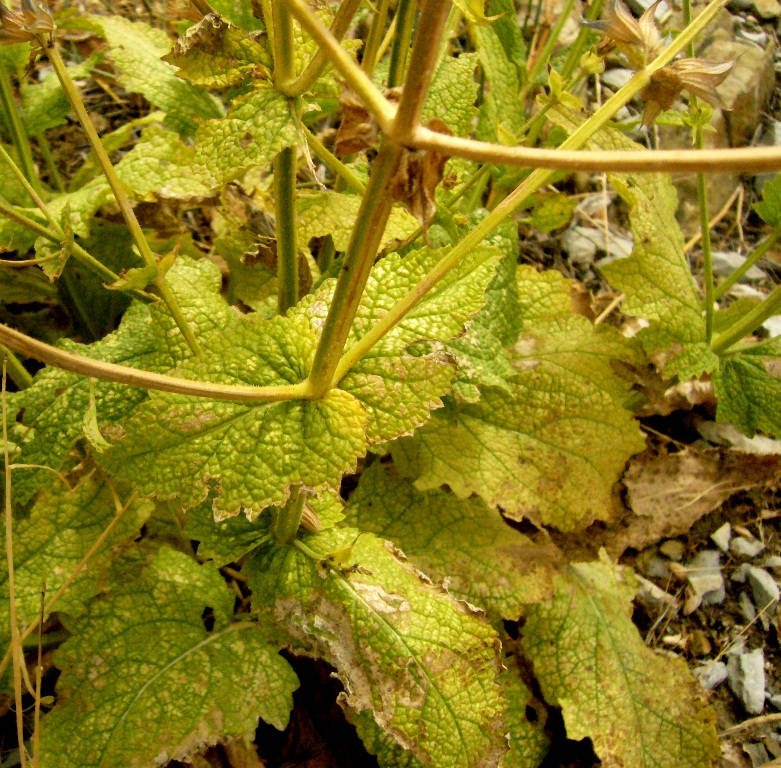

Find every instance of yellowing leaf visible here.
[248,529,508,768]
[39,547,298,767]
[522,557,719,768]
[392,266,645,531]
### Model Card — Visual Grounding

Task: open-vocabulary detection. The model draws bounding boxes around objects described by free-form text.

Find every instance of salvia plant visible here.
[0,0,778,764]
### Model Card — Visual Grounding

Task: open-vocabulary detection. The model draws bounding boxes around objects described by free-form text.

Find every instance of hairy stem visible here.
[0,322,314,402]
[362,0,390,77]
[277,0,363,96]
[0,63,41,200]
[271,489,305,545]
[387,0,417,87]
[306,141,403,396]
[274,147,299,314]
[714,230,779,300]
[45,44,201,355]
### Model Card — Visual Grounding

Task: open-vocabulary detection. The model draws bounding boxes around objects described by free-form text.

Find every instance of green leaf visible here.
[445,217,521,402]
[84,15,222,135]
[0,477,151,644]
[208,0,264,30]
[162,13,271,89]
[522,557,720,768]
[248,528,508,768]
[475,24,525,141]
[344,462,556,620]
[115,125,215,200]
[297,191,419,252]
[550,107,716,380]
[714,339,781,438]
[194,86,299,184]
[499,659,550,768]
[348,708,426,768]
[40,547,298,768]
[754,174,781,229]
[308,244,502,442]
[100,313,368,518]
[392,266,645,531]
[21,56,97,134]
[11,257,236,503]
[420,54,479,138]
[529,192,577,233]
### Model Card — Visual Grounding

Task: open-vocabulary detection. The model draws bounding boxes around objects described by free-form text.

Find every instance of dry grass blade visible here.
[32,581,44,768]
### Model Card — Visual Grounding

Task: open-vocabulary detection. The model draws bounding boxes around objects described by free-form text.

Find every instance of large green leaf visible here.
[194,86,299,185]
[209,0,264,30]
[297,191,418,252]
[421,54,479,137]
[99,312,368,518]
[115,125,215,200]
[0,477,151,643]
[84,15,222,135]
[344,462,555,621]
[248,528,508,768]
[392,266,645,531]
[551,108,716,380]
[522,557,719,768]
[714,337,781,438]
[40,547,298,768]
[162,13,271,89]
[12,257,236,503]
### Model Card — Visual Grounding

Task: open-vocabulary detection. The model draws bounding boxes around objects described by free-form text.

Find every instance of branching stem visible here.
[302,125,367,193]
[271,489,305,545]
[362,0,390,77]
[387,0,417,87]
[714,230,779,300]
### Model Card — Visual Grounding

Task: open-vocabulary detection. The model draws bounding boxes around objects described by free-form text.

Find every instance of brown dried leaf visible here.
[604,449,781,556]
[334,87,402,156]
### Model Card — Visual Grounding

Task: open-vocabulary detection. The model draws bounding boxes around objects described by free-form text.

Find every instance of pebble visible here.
[764,555,781,569]
[711,251,767,281]
[693,660,729,690]
[740,591,758,623]
[769,694,781,710]
[562,226,599,265]
[732,536,767,558]
[686,550,725,605]
[728,649,766,714]
[711,522,732,552]
[646,555,672,580]
[764,316,781,338]
[659,540,685,561]
[601,68,634,91]
[747,566,780,613]
[636,575,679,609]
[744,742,771,768]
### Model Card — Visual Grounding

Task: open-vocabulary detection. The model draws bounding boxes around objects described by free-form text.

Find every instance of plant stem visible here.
[302,124,366,193]
[0,63,41,200]
[45,44,201,355]
[362,0,390,77]
[0,346,31,389]
[319,235,335,272]
[522,0,576,95]
[274,147,299,314]
[559,0,603,80]
[2,361,28,768]
[0,144,56,230]
[711,283,781,354]
[272,0,296,85]
[0,322,314,402]
[387,0,417,87]
[306,141,403,396]
[271,489,305,545]
[714,230,779,300]
[276,0,363,96]
[35,133,64,193]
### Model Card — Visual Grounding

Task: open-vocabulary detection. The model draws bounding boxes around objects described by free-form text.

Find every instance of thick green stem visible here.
[307,141,403,395]
[319,234,335,272]
[387,0,417,87]
[35,133,64,193]
[271,489,305,545]
[0,346,32,389]
[274,146,299,314]
[714,231,779,300]
[0,63,41,199]
[0,144,56,230]
[362,0,390,77]
[277,0,363,96]
[711,284,781,354]
[272,0,296,85]
[303,125,366,193]
[696,151,715,342]
[45,44,201,355]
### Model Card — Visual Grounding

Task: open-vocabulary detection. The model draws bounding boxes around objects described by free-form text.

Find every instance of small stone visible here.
[562,226,599,265]
[601,67,634,91]
[740,590,758,623]
[687,550,725,605]
[636,575,679,609]
[693,660,729,690]
[711,522,732,552]
[646,555,672,580]
[732,563,751,583]
[763,555,781,569]
[687,630,712,656]
[660,540,685,561]
[711,251,766,280]
[764,316,781,338]
[747,566,780,613]
[728,649,766,714]
[744,742,771,768]
[732,536,766,558]
[769,694,781,710]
